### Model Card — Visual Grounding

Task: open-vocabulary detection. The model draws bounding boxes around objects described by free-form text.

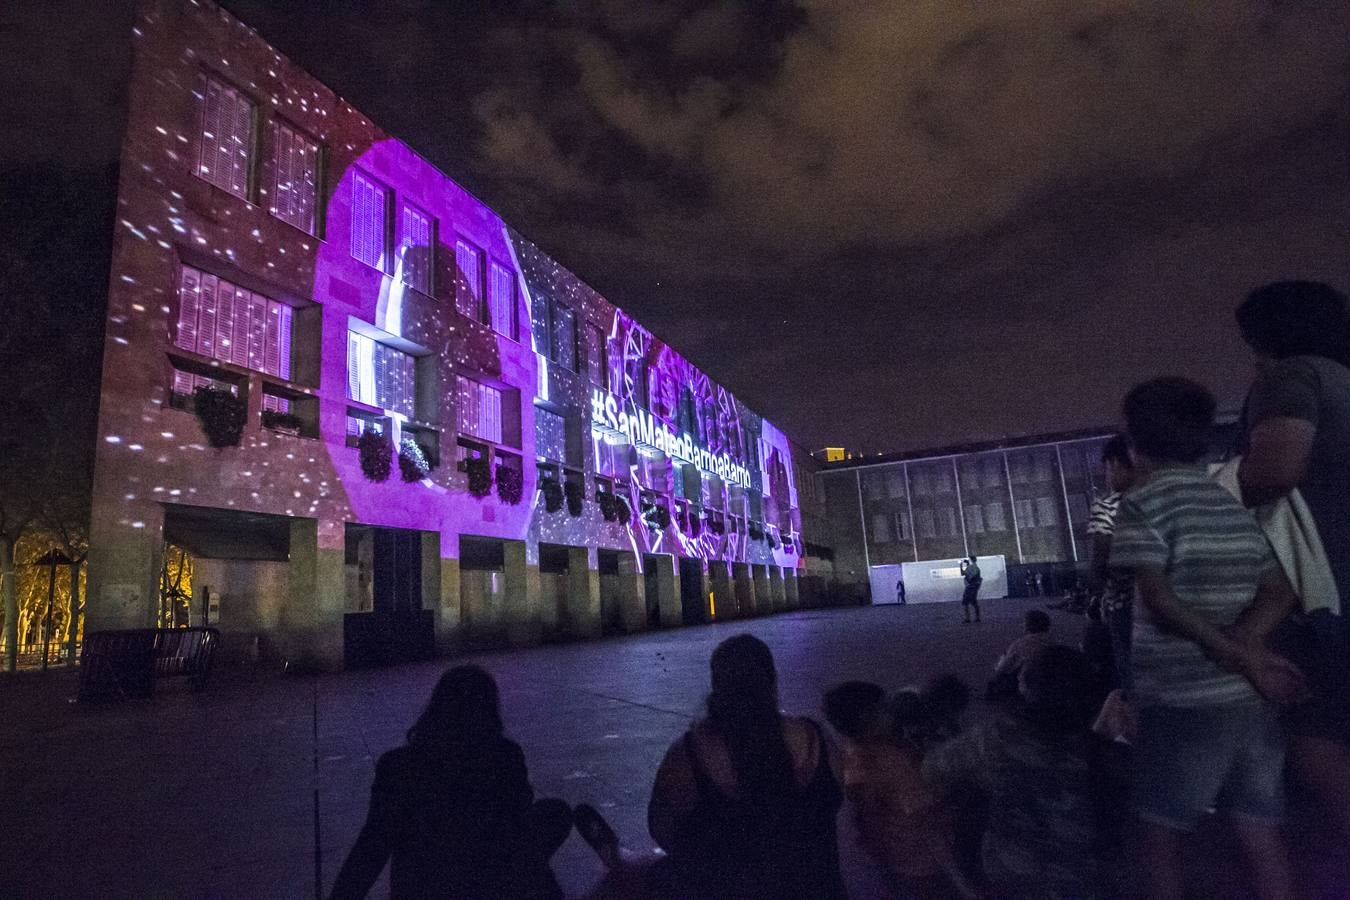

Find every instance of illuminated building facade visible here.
[86,0,830,668]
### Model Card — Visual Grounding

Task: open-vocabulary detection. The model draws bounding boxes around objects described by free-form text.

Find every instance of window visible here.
[863,473,884,502]
[399,204,434,295]
[456,375,503,444]
[935,469,954,493]
[536,407,567,463]
[488,261,516,339]
[915,509,936,539]
[345,408,388,445]
[894,512,911,540]
[940,507,959,537]
[174,266,292,383]
[1034,452,1054,482]
[351,171,389,271]
[1035,496,1060,527]
[870,513,892,543]
[1061,448,1084,479]
[982,458,1003,490]
[197,76,254,198]
[547,300,577,370]
[585,322,606,384]
[964,504,985,534]
[267,119,318,234]
[455,240,484,321]
[1015,498,1036,528]
[886,470,907,499]
[346,331,416,419]
[912,470,931,496]
[985,502,1007,532]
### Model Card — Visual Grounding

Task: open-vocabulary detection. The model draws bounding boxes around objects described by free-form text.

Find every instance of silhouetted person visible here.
[960,557,982,623]
[330,665,571,900]
[896,578,907,605]
[1237,280,1350,846]
[647,634,846,898]
[925,647,1112,899]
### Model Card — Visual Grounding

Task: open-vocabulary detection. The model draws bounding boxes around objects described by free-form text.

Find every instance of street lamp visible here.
[32,548,73,672]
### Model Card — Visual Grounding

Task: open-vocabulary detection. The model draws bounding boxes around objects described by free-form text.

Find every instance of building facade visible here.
[821,431,1117,601]
[87,0,830,669]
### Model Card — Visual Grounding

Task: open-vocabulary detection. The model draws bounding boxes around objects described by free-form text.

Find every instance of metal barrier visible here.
[78,627,220,702]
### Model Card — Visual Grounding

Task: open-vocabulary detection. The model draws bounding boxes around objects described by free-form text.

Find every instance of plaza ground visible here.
[2,600,1345,898]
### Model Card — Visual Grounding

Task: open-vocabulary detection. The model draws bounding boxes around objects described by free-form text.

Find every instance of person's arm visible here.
[1232,566,1300,646]
[1087,532,1112,595]
[1135,566,1303,703]
[648,734,699,851]
[1240,360,1320,507]
[1240,418,1316,507]
[329,756,399,900]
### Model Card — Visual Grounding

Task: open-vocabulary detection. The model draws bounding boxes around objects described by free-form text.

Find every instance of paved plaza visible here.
[2,600,1344,898]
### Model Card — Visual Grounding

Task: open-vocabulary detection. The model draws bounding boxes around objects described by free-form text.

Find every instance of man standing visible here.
[961,556,982,623]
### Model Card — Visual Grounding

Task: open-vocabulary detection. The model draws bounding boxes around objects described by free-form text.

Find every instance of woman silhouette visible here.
[330,665,571,899]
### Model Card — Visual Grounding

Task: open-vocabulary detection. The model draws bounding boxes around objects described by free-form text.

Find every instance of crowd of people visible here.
[329,281,1350,899]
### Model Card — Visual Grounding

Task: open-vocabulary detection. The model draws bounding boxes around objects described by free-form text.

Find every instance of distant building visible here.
[820,417,1242,603]
[820,429,1116,601]
[85,0,832,670]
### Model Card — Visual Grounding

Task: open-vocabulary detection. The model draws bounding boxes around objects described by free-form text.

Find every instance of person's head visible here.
[707,634,793,795]
[1017,646,1098,732]
[1101,433,1136,493]
[1122,377,1216,467]
[1024,609,1051,635]
[1236,281,1350,369]
[922,674,971,723]
[408,665,503,748]
[823,680,886,743]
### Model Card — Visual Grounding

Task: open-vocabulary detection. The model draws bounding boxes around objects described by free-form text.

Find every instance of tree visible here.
[0,162,114,670]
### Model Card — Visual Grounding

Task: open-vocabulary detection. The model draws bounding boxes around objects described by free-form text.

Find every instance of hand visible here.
[1236,647,1309,705]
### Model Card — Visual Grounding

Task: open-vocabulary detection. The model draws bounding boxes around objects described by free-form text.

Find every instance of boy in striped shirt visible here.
[1112,377,1302,900]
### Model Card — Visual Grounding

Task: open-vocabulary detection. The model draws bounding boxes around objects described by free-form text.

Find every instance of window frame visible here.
[455,238,487,324]
[195,73,257,201]
[350,169,393,273]
[265,116,322,236]
[398,202,436,296]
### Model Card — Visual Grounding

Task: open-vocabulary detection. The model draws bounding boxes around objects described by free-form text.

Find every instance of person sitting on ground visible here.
[986,611,1055,703]
[1113,377,1305,900]
[823,681,980,899]
[646,634,846,899]
[923,646,1112,899]
[330,665,571,900]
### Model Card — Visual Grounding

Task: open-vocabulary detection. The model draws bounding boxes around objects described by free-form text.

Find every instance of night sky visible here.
[6,1,1350,453]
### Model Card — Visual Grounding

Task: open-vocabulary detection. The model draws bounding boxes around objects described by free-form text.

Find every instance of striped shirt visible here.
[1111,465,1278,708]
[1086,493,1121,537]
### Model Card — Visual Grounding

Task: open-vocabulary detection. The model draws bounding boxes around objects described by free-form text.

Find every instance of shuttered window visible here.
[456,375,503,443]
[197,77,254,198]
[346,331,416,419]
[174,266,292,392]
[400,204,433,294]
[535,407,566,462]
[267,119,318,234]
[548,301,576,371]
[488,261,516,339]
[1035,496,1060,527]
[585,323,606,384]
[351,171,389,271]
[455,240,484,321]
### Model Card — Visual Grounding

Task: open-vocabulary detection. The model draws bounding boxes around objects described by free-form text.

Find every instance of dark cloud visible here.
[7,0,1350,452]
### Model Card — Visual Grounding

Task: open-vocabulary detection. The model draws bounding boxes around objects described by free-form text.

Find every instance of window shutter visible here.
[213,283,234,363]
[197,273,218,358]
[229,88,251,197]
[456,241,483,321]
[347,332,363,402]
[175,266,200,352]
[229,288,250,368]
[274,302,292,380]
[247,292,267,371]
